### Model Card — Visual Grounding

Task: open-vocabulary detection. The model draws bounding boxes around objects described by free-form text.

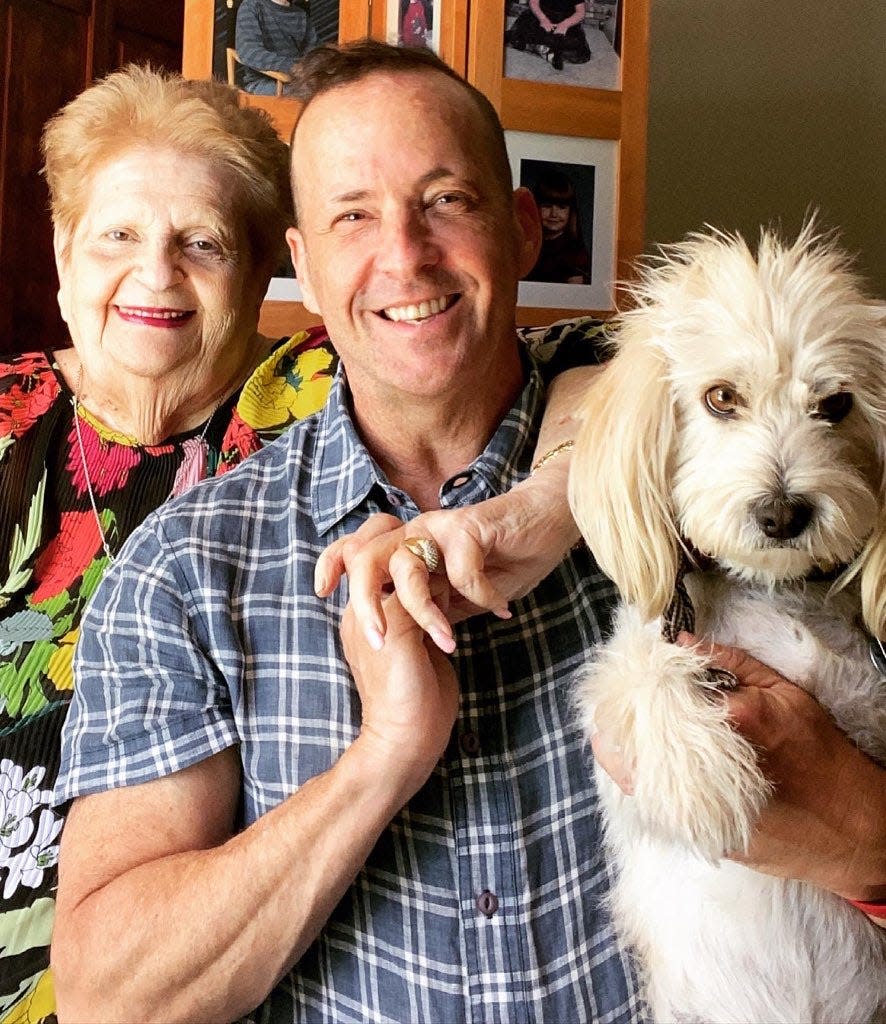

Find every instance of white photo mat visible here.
[508,130,618,310]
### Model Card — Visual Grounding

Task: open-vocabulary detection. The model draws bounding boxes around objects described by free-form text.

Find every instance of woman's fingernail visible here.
[430,628,456,654]
[493,606,512,620]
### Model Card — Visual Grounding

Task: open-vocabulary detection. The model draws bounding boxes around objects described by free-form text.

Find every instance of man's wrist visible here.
[347,732,439,811]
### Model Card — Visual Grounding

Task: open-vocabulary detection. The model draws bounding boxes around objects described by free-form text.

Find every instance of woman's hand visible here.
[316,462,579,653]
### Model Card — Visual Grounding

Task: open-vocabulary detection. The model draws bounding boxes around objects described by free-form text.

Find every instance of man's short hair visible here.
[287,40,513,224]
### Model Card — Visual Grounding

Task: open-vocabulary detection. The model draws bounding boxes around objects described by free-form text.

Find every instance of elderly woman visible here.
[0,65,607,1019]
[0,65,323,1020]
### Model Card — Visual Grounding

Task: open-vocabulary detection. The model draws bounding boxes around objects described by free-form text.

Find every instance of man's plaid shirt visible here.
[57,362,644,1024]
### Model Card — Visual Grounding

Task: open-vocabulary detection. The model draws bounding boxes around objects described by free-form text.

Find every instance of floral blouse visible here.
[0,317,607,1022]
[0,327,337,1022]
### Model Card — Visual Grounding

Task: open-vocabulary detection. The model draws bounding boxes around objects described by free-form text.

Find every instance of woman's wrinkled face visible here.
[55,147,264,386]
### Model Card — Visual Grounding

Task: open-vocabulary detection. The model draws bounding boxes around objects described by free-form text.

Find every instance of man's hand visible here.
[342,590,460,793]
[593,635,886,918]
[697,637,886,905]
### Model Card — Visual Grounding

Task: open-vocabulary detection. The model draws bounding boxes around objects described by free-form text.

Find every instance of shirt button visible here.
[476,890,499,918]
[459,730,481,756]
[451,474,471,487]
[386,492,403,507]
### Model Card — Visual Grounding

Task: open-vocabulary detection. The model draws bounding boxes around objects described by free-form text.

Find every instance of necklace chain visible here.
[71,365,221,562]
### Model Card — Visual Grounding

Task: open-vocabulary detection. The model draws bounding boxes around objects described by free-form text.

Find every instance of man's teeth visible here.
[383,296,449,322]
[118,308,189,320]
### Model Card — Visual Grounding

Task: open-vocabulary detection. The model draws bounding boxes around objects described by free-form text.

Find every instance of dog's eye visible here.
[813,391,853,424]
[704,384,741,417]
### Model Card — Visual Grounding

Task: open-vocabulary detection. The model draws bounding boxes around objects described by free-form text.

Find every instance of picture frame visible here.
[369,0,468,74]
[508,130,617,311]
[182,0,371,138]
[182,0,647,327]
[467,0,629,138]
[385,0,440,54]
[502,1,621,94]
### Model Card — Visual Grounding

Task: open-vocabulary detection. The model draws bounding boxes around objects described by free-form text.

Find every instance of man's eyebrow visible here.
[417,166,465,188]
[329,189,371,206]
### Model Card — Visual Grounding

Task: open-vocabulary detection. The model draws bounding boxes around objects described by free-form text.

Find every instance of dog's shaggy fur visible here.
[569,224,886,1023]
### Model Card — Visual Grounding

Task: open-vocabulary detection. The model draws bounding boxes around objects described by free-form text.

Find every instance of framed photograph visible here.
[370,0,468,74]
[467,0,635,139]
[508,130,617,311]
[183,0,370,137]
[385,0,439,53]
[503,0,621,91]
[211,0,339,94]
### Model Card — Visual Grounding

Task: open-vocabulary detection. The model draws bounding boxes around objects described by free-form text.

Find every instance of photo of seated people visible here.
[211,0,339,94]
[503,0,621,89]
[521,161,594,284]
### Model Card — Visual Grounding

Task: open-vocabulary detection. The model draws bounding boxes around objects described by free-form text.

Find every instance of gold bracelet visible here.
[530,439,575,475]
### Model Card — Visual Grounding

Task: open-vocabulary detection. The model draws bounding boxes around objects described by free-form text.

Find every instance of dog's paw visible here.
[578,630,771,859]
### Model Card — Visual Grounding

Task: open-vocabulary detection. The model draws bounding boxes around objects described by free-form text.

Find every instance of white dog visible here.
[569,225,886,1023]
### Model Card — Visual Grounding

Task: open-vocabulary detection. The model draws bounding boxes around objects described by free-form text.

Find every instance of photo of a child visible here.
[521,161,594,285]
[211,0,339,93]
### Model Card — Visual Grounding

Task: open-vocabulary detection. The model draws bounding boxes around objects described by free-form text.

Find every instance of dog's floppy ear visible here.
[852,304,886,641]
[858,523,886,641]
[568,319,680,621]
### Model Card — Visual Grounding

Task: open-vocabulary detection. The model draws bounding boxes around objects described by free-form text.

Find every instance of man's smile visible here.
[377,293,460,323]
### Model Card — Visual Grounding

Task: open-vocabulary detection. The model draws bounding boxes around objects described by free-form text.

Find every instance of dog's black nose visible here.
[752,495,814,539]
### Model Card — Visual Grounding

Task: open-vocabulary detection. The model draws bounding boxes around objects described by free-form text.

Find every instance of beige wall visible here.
[645,0,886,293]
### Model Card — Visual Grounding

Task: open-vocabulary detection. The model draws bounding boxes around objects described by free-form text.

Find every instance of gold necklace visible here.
[71,367,222,562]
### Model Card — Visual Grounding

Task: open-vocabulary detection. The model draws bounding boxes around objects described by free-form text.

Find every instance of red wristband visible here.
[845,897,886,918]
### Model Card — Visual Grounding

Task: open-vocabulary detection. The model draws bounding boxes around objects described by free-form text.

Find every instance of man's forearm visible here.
[53,741,418,1023]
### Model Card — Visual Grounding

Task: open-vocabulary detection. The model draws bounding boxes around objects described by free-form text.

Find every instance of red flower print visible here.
[30,510,106,604]
[65,419,141,497]
[0,368,59,440]
[218,410,262,475]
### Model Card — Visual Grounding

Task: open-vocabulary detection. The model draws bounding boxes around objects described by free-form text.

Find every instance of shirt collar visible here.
[311,353,545,536]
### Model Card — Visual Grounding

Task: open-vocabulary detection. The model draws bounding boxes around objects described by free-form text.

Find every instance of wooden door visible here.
[0,0,184,356]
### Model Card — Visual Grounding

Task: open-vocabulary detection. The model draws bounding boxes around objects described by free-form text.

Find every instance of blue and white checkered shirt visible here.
[57,361,644,1024]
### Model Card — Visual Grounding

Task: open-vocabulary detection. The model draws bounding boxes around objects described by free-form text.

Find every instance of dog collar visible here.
[664,549,886,679]
[868,635,886,676]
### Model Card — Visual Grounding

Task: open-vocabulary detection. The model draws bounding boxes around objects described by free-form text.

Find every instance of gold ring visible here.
[402,536,442,573]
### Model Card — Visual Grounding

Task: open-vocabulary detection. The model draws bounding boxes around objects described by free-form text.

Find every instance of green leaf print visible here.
[0,471,46,609]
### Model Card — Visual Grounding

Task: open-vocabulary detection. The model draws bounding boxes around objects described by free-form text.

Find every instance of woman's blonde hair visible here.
[42,64,293,270]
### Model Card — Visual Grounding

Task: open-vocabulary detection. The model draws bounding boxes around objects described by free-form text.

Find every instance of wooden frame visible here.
[468,0,648,312]
[182,0,371,139]
[182,0,648,330]
[369,0,468,75]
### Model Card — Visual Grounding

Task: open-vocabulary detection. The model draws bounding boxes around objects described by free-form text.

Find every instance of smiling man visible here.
[48,39,886,1024]
[49,42,641,1023]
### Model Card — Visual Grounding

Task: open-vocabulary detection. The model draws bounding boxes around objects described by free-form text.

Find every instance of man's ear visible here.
[53,225,72,326]
[286,226,320,314]
[512,186,542,279]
